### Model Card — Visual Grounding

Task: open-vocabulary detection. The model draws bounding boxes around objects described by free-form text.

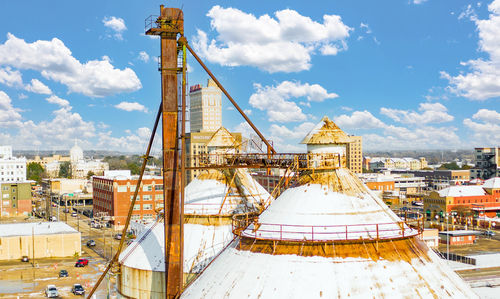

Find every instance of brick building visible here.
[438,230,479,246]
[93,172,164,229]
[0,181,32,217]
[424,178,500,220]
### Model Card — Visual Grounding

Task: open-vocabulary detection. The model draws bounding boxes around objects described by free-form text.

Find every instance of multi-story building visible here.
[0,181,32,217]
[370,157,428,171]
[360,173,425,193]
[391,169,470,191]
[69,142,108,179]
[0,146,26,182]
[189,79,222,133]
[368,157,427,172]
[92,171,164,229]
[424,178,500,220]
[471,147,500,180]
[186,127,242,183]
[28,154,71,165]
[346,136,362,174]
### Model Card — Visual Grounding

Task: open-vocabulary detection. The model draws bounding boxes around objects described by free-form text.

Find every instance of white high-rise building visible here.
[189,78,222,132]
[0,146,26,182]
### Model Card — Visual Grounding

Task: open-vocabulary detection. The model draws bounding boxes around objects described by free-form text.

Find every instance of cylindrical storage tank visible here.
[184,168,270,274]
[117,168,271,297]
[117,222,166,299]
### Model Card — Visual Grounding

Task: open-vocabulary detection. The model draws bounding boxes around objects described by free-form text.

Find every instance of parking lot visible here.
[0,248,115,298]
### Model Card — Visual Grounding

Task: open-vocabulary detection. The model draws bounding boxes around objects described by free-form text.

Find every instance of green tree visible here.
[27,162,45,184]
[59,161,71,178]
[438,162,460,170]
[86,171,95,179]
[127,162,140,175]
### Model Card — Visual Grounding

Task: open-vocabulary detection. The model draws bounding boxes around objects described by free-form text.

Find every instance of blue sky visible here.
[0,0,499,153]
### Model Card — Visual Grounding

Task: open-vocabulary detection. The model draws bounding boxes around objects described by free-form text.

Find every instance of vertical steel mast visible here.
[146,5,184,298]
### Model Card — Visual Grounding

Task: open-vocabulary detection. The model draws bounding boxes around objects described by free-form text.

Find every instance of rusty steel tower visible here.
[146,5,184,298]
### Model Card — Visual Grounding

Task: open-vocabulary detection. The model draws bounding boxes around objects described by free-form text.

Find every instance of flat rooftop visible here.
[438,230,482,236]
[0,222,79,238]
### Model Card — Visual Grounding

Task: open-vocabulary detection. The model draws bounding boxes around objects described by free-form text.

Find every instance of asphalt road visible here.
[49,205,122,261]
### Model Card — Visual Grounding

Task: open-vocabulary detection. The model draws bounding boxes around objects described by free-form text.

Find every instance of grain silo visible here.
[116,127,271,298]
[180,116,478,298]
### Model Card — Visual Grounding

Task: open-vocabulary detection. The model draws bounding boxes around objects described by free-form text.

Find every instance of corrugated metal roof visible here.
[483,177,500,189]
[438,186,486,197]
[300,116,352,144]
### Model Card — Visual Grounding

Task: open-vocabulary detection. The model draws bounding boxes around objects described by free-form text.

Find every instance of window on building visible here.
[143,195,152,201]
[155,185,163,191]
[131,195,141,201]
[117,185,127,192]
[155,194,163,201]
[143,185,152,192]
[143,204,153,210]
[133,204,140,211]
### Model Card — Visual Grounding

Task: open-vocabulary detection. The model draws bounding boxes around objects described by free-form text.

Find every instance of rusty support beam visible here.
[181,41,276,154]
[86,103,163,299]
[146,5,184,298]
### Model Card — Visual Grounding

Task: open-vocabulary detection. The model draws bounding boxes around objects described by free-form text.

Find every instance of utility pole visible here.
[32,225,35,267]
[446,212,450,264]
[103,230,106,260]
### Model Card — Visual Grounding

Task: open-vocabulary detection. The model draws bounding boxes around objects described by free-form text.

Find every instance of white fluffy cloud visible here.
[103,16,127,39]
[25,78,51,95]
[249,81,338,122]
[11,107,96,149]
[0,67,22,87]
[442,0,500,100]
[0,91,22,126]
[334,110,386,129]
[0,33,141,97]
[115,101,148,112]
[96,127,151,153]
[193,6,351,73]
[380,102,454,124]
[463,108,500,144]
[138,51,149,63]
[269,122,316,140]
[45,95,70,107]
[363,125,461,150]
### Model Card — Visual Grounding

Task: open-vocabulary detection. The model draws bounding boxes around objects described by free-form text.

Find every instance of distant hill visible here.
[364,149,474,164]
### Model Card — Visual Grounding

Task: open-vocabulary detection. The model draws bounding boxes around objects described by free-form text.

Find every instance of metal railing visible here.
[232,213,423,242]
[144,15,159,32]
[186,152,345,170]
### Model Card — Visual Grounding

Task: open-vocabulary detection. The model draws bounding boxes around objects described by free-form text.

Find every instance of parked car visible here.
[45,285,58,298]
[483,230,496,236]
[59,269,68,277]
[86,239,96,247]
[71,212,78,217]
[90,221,102,229]
[75,258,89,267]
[21,256,29,262]
[114,233,122,240]
[50,216,57,222]
[72,283,85,295]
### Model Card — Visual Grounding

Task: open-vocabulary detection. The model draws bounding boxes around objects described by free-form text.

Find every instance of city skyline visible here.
[0,0,499,153]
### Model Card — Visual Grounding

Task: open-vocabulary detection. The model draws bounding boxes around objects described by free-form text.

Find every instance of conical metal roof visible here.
[301,116,352,145]
[119,168,271,273]
[180,118,477,298]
